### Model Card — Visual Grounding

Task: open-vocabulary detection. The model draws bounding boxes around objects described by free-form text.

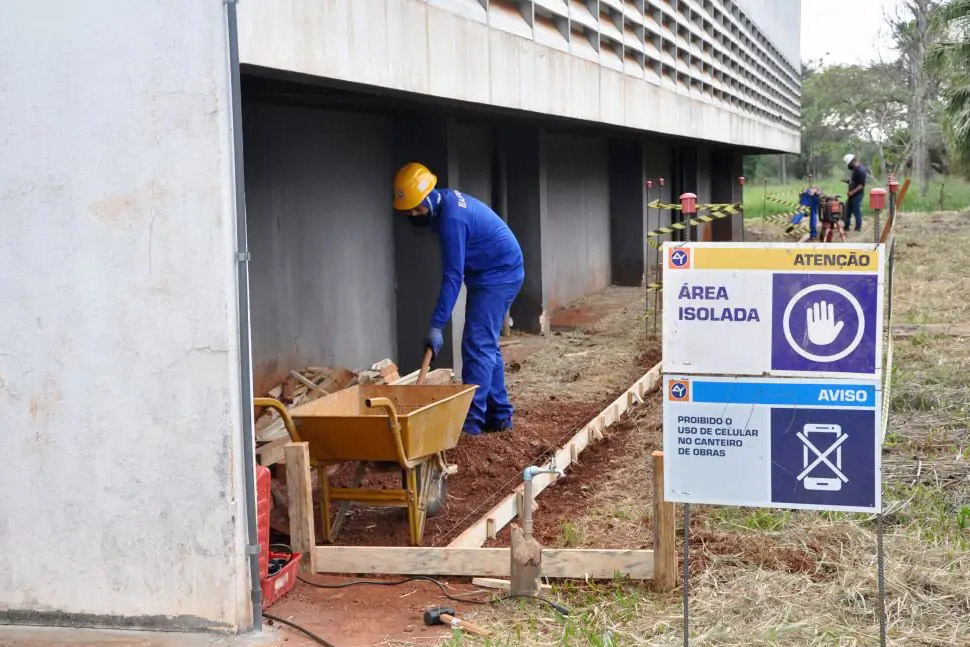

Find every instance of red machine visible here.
[819,195,847,243]
[256,465,300,609]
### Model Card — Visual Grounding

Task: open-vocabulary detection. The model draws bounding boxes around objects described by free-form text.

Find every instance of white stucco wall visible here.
[0,0,250,631]
[238,0,801,153]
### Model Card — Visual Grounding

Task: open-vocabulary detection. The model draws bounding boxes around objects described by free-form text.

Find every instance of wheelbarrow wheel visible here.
[424,463,447,518]
[401,464,448,518]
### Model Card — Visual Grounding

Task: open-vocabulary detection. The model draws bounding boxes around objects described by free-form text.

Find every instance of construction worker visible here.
[842,153,867,232]
[393,162,524,435]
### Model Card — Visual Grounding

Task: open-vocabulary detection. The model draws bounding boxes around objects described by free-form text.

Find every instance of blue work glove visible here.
[424,327,444,359]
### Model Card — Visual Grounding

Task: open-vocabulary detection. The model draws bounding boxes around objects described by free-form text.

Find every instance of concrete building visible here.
[0,0,800,634]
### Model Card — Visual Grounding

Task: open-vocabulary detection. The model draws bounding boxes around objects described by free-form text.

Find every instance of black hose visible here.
[298,575,490,605]
[263,612,339,647]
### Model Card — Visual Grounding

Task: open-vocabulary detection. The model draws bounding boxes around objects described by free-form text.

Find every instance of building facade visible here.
[0,0,800,633]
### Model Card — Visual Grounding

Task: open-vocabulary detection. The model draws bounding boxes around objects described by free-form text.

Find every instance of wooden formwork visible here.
[284,361,677,587]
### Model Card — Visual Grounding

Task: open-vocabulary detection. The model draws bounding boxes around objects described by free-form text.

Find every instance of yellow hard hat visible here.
[394,162,437,211]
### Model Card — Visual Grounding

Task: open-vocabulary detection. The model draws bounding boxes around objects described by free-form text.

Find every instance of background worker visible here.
[842,153,867,232]
[393,162,525,436]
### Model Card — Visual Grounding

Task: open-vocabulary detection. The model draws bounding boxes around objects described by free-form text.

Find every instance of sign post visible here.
[661,241,887,646]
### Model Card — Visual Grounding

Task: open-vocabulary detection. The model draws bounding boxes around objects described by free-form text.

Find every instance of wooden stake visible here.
[284,442,317,574]
[652,450,676,592]
[510,525,543,596]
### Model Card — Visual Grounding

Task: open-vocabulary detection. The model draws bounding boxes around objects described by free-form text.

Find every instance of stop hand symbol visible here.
[806,300,844,346]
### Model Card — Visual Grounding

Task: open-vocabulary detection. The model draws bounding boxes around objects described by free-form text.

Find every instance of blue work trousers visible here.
[844,193,863,231]
[461,280,523,434]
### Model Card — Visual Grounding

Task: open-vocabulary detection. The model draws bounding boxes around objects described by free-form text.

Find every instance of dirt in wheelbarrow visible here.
[321,286,661,548]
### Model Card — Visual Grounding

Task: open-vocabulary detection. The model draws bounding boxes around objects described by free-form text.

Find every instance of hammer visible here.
[423,606,492,637]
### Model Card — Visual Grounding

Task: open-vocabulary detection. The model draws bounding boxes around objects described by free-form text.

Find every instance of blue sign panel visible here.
[769,408,877,509]
[771,273,879,375]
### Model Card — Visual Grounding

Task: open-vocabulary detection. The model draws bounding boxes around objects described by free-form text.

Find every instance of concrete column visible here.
[711,150,744,241]
[608,138,647,286]
[503,124,548,334]
[391,116,457,373]
[711,149,744,241]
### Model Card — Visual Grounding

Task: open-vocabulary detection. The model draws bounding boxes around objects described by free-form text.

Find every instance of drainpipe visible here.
[225,0,262,630]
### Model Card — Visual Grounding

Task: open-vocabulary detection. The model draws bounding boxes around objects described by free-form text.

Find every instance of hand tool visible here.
[423,606,492,637]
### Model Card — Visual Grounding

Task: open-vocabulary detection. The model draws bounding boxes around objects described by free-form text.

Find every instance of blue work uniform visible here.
[425,188,524,434]
[795,188,820,239]
[844,164,867,231]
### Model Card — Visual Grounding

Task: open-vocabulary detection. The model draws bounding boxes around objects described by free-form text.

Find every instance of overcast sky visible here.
[800,0,907,66]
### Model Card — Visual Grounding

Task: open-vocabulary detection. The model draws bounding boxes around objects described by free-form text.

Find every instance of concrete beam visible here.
[609,138,647,286]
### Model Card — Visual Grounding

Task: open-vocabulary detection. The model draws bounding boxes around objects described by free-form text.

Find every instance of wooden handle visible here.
[441,614,492,637]
[416,347,433,385]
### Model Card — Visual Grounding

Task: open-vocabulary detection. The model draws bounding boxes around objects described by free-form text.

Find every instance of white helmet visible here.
[843,153,856,167]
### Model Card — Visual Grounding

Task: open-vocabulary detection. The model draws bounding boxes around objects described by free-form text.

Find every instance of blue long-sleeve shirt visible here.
[427,189,524,329]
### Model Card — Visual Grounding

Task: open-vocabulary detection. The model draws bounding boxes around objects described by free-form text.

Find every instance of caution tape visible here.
[646,282,662,292]
[765,195,804,209]
[647,199,742,213]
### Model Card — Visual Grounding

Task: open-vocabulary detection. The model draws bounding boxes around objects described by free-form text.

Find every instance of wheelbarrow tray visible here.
[288,384,477,465]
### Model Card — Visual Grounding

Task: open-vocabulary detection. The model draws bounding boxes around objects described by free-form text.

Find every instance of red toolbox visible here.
[261,551,301,609]
[256,465,271,579]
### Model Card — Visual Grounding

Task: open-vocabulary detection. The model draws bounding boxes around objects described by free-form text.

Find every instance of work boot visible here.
[462,425,483,436]
[483,419,513,434]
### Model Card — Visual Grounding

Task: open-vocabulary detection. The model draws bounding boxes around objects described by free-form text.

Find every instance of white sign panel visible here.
[662,243,885,379]
[663,376,882,513]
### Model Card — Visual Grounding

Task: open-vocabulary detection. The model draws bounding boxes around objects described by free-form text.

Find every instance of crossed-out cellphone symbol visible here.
[796,424,848,491]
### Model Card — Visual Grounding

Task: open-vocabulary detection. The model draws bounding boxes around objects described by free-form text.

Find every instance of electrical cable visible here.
[298,574,489,605]
[298,574,573,616]
[494,594,572,616]
[263,612,339,647]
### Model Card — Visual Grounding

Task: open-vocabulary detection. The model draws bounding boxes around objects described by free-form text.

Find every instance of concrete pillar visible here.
[503,124,548,334]
[711,150,744,241]
[391,116,457,373]
[671,145,698,241]
[608,138,647,286]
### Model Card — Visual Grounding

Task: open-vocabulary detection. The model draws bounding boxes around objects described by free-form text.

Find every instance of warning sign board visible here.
[662,376,881,513]
[662,243,885,379]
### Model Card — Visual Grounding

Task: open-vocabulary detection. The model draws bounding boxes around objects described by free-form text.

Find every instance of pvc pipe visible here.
[226,0,263,629]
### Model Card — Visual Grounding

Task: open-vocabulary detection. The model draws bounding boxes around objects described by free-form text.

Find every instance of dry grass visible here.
[439,210,970,647]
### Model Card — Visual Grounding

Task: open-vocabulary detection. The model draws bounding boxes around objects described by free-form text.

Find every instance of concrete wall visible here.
[0,1,249,631]
[237,0,800,153]
[544,134,610,309]
[243,102,396,391]
[735,0,802,68]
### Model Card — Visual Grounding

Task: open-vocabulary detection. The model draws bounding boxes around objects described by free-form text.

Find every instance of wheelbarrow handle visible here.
[364,397,412,469]
[253,397,301,443]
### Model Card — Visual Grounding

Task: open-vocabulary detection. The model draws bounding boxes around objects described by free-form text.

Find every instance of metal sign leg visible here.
[683,502,690,647]
[877,513,887,647]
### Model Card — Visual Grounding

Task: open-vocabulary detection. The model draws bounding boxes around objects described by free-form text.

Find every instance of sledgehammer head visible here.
[423,606,456,627]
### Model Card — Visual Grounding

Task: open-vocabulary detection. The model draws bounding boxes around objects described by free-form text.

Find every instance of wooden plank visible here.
[284,442,317,574]
[312,547,654,579]
[651,450,676,592]
[289,370,329,395]
[256,437,288,466]
[392,368,453,385]
[447,361,663,548]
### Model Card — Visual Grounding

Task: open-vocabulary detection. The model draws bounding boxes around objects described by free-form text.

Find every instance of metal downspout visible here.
[225,0,262,630]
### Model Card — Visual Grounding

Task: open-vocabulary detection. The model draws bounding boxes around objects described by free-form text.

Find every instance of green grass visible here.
[742,175,970,221]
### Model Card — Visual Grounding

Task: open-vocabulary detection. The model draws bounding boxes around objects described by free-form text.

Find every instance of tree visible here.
[929,0,970,168]
[889,0,939,194]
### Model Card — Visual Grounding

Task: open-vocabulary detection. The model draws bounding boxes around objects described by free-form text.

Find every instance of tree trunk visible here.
[909,0,931,196]
[780,154,787,184]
